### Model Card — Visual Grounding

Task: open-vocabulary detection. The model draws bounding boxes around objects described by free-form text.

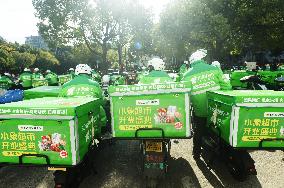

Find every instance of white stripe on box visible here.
[185,93,191,137]
[69,120,77,165]
[236,103,284,107]
[110,88,190,97]
[232,107,240,147]
[191,86,221,96]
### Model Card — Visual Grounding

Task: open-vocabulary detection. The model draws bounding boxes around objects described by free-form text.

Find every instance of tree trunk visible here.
[117,43,123,72]
[101,41,108,74]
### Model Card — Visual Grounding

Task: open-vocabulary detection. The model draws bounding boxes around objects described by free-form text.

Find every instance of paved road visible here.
[0,139,283,188]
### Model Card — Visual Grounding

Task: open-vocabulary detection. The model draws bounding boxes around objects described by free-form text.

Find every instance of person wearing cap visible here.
[0,72,14,90]
[60,64,107,135]
[19,68,33,89]
[181,49,232,159]
[138,57,172,84]
[45,70,58,86]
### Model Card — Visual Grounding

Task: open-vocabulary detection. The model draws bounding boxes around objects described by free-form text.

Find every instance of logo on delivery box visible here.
[136,99,160,106]
[18,125,43,132]
[264,112,284,118]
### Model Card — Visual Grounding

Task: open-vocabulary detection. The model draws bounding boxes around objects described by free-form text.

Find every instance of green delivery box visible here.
[32,78,49,88]
[230,70,255,89]
[0,97,101,166]
[207,90,284,148]
[24,86,62,100]
[109,83,192,138]
[58,74,72,85]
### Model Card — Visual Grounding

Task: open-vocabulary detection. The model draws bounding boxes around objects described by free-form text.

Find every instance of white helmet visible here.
[75,64,92,75]
[148,58,165,71]
[189,49,207,64]
[69,68,74,71]
[24,68,31,72]
[102,75,110,84]
[184,61,189,65]
[34,68,39,72]
[46,70,51,73]
[4,72,11,77]
[212,61,221,68]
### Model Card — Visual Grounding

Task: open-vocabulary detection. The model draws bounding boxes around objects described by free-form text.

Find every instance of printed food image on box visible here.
[38,133,68,158]
[154,106,183,129]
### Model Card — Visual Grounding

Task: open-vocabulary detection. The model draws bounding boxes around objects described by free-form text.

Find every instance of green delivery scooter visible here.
[194,90,284,181]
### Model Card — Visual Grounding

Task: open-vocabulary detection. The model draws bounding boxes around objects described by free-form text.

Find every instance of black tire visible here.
[54,171,68,188]
[226,151,248,182]
[145,177,158,188]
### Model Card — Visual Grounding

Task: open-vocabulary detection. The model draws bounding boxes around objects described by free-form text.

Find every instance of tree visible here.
[33,0,152,72]
[158,0,284,64]
[12,51,36,71]
[0,43,16,71]
[33,50,60,71]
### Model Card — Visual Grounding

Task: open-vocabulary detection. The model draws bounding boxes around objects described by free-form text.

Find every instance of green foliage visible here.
[0,40,60,73]
[107,49,119,63]
[158,0,284,62]
[12,51,36,70]
[34,50,60,70]
[33,0,153,72]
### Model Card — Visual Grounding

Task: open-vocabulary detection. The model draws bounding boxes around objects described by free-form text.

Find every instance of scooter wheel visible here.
[145,177,158,188]
[228,159,248,182]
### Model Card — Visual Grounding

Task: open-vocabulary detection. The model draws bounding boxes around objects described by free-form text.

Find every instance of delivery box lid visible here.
[24,86,61,98]
[207,90,284,106]
[25,86,61,94]
[0,97,100,118]
[109,82,191,96]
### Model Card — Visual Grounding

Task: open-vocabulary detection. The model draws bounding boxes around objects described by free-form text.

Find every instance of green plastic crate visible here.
[58,74,73,85]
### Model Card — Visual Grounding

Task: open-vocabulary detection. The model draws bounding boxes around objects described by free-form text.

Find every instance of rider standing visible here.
[138,57,172,84]
[60,64,108,134]
[45,70,58,86]
[19,68,32,89]
[181,49,232,159]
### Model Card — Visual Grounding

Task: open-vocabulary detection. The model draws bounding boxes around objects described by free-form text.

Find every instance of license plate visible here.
[145,141,162,152]
[48,167,67,171]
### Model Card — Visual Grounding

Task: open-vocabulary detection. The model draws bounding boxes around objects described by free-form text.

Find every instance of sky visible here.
[0,0,170,44]
[0,0,39,44]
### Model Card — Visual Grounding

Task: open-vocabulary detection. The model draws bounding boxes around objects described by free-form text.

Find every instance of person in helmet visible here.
[211,61,231,81]
[60,64,107,134]
[181,49,231,159]
[91,69,102,83]
[179,60,190,78]
[19,68,33,89]
[211,61,221,69]
[45,70,58,86]
[0,72,14,90]
[138,58,172,84]
[32,68,44,79]
[68,68,75,78]
[31,68,47,87]
[61,64,102,97]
